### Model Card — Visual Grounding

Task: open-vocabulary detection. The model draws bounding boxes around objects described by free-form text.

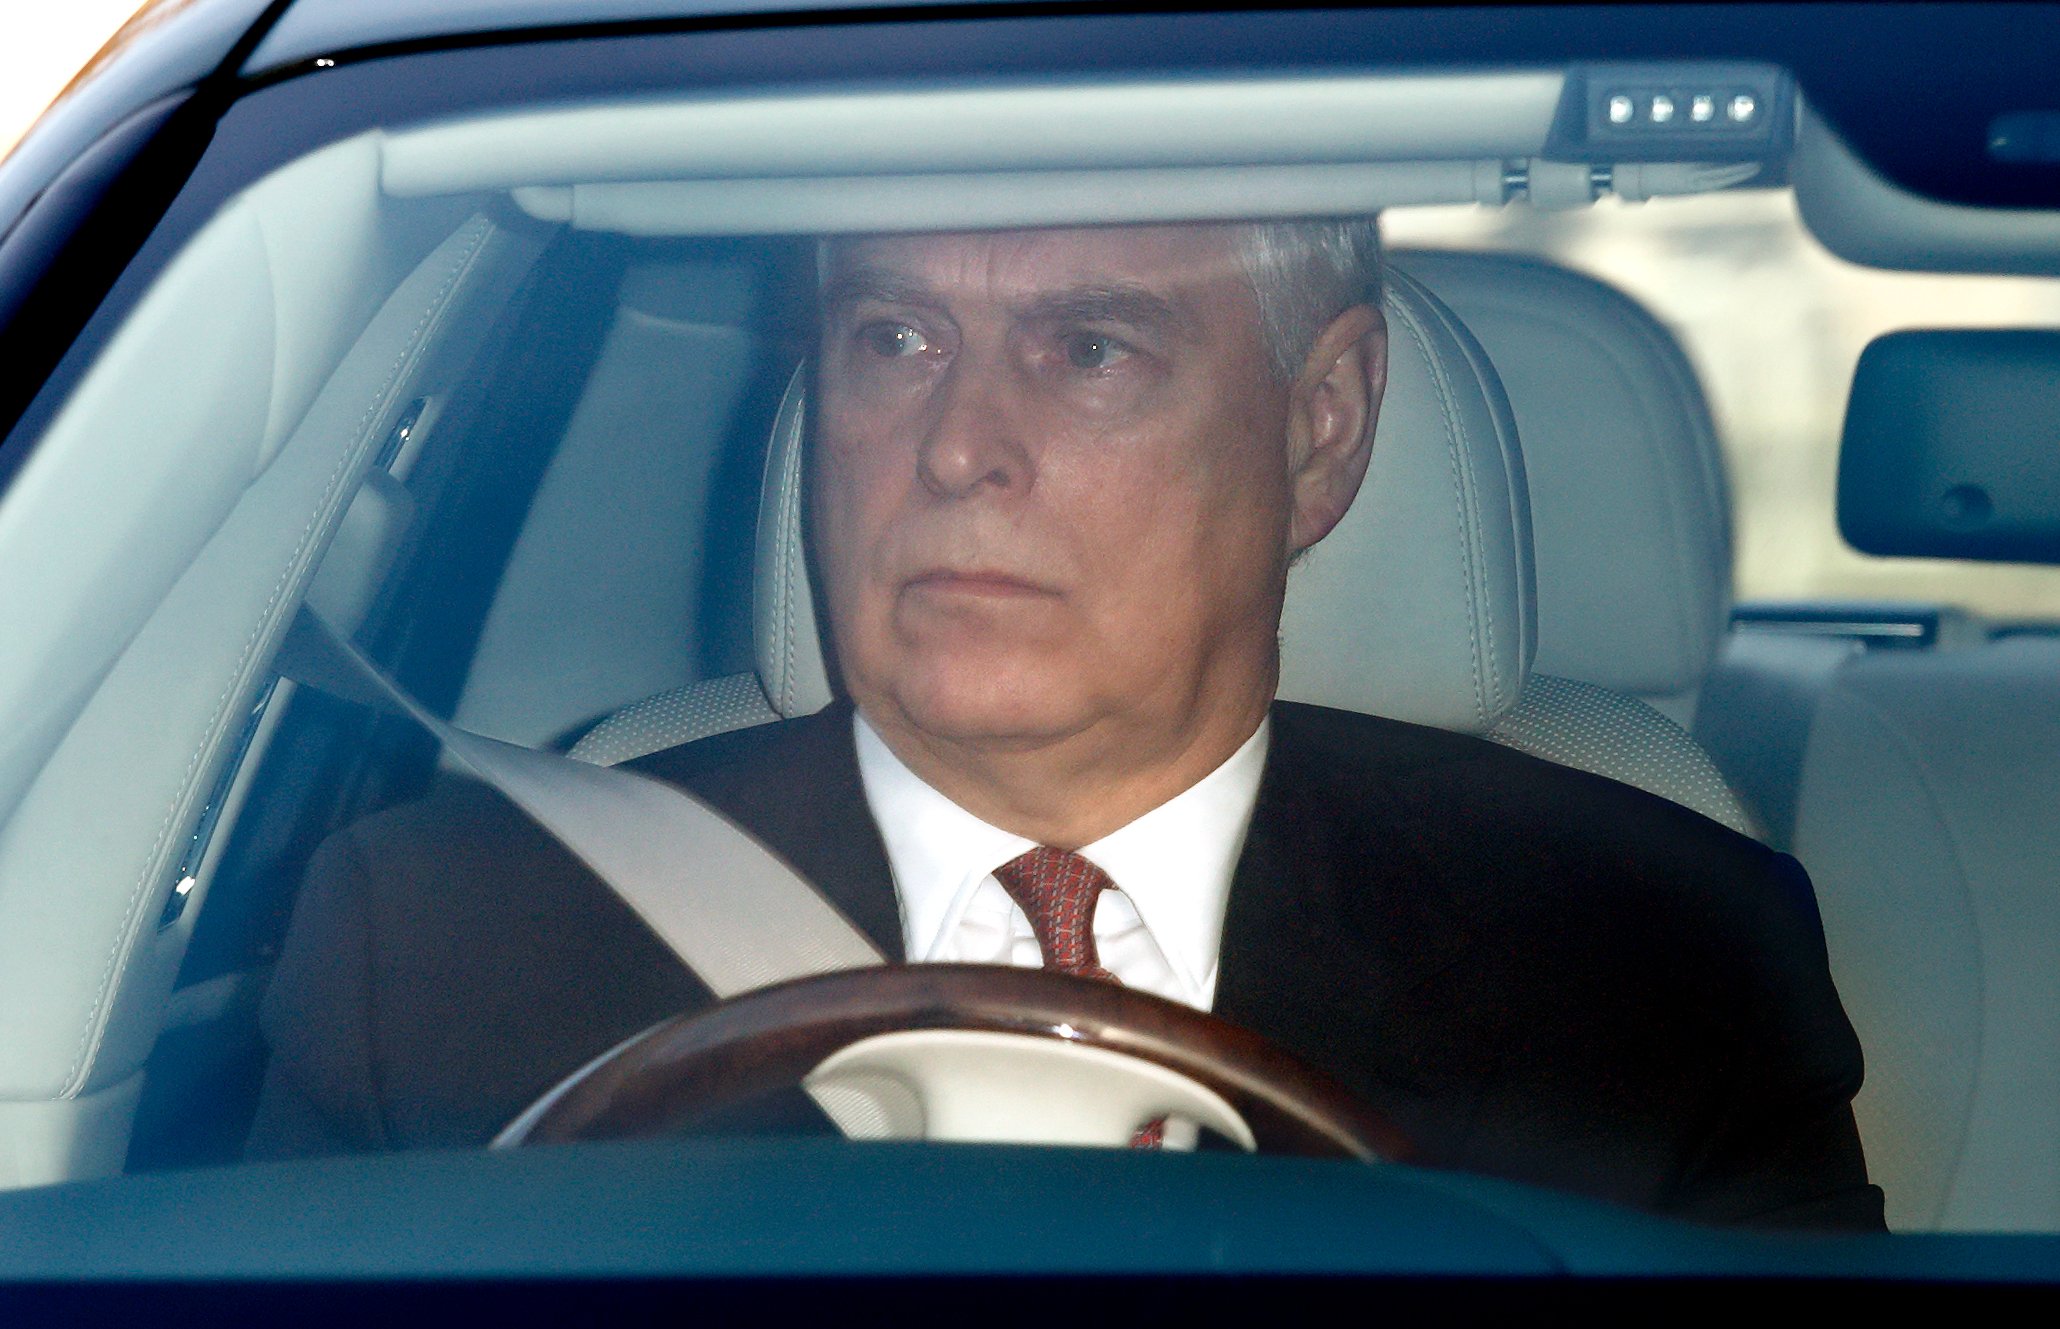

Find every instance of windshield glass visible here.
[3,1,2060,1282]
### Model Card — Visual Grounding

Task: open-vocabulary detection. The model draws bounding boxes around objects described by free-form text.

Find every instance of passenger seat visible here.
[1765,325,2060,1232]
[1794,633,2060,1231]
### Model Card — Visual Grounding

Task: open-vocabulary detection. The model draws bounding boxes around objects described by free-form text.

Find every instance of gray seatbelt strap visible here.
[279,612,892,1141]
[278,610,886,996]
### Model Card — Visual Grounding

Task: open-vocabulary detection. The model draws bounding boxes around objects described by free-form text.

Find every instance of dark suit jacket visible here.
[251,698,1885,1231]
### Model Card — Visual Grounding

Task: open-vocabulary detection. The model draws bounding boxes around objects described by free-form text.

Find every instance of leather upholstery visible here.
[1276,266,1534,731]
[0,149,526,1184]
[1395,250,1730,700]
[1487,674,1753,836]
[1795,636,2060,1232]
[1385,252,1754,835]
[751,377,835,719]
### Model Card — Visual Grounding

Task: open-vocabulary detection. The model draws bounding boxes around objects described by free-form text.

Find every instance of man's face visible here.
[812,225,1376,769]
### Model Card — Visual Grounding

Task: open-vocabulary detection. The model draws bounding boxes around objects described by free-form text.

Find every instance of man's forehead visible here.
[822,225,1247,302]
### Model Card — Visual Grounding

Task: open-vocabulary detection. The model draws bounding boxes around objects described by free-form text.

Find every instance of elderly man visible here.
[253,221,1883,1231]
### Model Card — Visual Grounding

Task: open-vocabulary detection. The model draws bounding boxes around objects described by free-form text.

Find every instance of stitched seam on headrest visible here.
[1630,343,1702,690]
[1395,290,1488,727]
[779,428,801,715]
[1536,306,1723,693]
[1423,282,1522,714]
[1452,319,1507,719]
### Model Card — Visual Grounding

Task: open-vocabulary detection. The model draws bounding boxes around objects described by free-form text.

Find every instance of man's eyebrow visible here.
[1019,285,1188,339]
[820,268,1192,339]
[819,265,938,312]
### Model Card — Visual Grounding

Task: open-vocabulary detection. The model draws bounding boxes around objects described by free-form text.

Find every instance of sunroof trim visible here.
[1794,105,2060,277]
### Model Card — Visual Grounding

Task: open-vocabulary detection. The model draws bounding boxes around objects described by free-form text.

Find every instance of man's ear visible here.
[1286,303,1387,554]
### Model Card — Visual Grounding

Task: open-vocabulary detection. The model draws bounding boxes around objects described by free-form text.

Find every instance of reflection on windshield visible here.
[1,15,2058,1275]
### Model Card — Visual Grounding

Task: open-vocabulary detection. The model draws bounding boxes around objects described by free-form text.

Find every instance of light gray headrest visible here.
[753,266,1536,733]
[1395,250,1730,697]
[752,378,835,717]
[1274,266,1534,731]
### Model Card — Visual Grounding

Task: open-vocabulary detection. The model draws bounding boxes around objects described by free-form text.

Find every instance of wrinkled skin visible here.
[812,225,1386,847]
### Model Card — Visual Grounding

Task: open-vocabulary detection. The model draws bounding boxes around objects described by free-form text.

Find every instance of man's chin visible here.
[872,680,1095,753]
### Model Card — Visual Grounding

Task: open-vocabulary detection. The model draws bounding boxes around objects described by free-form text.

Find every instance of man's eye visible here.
[859,322,929,358]
[1059,332,1130,371]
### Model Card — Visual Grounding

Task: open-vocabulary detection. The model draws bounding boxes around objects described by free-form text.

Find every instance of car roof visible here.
[0,0,271,239]
[244,0,963,74]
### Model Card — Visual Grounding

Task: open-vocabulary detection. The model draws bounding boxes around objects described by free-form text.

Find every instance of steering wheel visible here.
[494,964,1411,1161]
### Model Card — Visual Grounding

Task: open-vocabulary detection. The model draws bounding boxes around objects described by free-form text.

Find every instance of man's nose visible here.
[915,361,1032,501]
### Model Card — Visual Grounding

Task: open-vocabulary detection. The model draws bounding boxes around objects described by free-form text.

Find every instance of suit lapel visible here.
[747,702,906,962]
[1214,703,1483,1104]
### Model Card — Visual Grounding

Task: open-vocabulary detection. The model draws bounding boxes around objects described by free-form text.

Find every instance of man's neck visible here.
[857,689,1274,850]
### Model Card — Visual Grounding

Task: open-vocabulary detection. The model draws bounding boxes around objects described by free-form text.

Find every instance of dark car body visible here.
[5,0,2060,1312]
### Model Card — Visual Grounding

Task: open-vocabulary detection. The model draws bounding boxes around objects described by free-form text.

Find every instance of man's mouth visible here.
[903,569,1059,599]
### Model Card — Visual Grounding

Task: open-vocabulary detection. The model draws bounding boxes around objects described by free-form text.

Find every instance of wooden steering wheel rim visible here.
[502,963,1412,1161]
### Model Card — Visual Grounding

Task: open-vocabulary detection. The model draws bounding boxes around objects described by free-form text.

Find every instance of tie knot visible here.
[992,846,1117,982]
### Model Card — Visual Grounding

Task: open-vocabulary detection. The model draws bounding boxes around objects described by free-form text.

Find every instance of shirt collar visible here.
[853,713,1036,962]
[1073,719,1269,999]
[852,710,1270,998]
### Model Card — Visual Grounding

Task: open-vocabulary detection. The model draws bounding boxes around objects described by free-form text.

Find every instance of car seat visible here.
[573,263,1754,847]
[1391,250,1754,837]
[1789,638,2060,1232]
[572,266,1537,759]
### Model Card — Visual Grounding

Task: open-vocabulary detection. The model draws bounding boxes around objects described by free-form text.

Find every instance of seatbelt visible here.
[275,610,890,1137]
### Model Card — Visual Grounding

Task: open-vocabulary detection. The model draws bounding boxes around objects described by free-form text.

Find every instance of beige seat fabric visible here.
[1484,674,1754,834]
[1394,252,1731,701]
[449,262,783,749]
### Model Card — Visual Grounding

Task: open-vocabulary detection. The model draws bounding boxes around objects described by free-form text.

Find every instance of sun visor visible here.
[1840,330,2060,563]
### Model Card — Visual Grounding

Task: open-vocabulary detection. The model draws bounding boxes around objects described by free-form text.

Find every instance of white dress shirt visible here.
[853,711,1270,1012]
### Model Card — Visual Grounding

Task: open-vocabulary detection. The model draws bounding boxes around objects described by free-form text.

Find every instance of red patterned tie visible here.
[992,846,1165,1148]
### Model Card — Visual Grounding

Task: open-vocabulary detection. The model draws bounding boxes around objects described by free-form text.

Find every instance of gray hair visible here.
[1232,218,1385,381]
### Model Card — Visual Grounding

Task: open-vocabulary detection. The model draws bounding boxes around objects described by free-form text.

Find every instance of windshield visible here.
[3,0,2060,1287]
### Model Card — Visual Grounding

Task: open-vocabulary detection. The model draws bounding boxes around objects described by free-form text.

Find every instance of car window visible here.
[4,1,2060,1287]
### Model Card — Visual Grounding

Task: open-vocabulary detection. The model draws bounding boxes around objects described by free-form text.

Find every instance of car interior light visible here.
[1561,64,1791,162]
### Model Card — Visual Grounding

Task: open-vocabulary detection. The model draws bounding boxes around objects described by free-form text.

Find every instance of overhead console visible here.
[373,64,1794,235]
[1544,62,1795,162]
